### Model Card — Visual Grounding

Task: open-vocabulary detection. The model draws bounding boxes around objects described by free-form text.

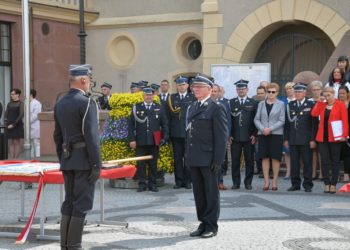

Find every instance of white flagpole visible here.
[22,0,31,159]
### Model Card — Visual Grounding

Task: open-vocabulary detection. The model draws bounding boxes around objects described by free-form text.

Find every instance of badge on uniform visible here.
[300,112,303,115]
[154,108,160,119]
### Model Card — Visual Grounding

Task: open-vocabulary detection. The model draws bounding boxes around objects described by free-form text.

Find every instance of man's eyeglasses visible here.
[267,90,276,94]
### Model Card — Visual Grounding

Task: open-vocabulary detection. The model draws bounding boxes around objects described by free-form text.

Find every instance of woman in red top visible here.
[311,87,349,193]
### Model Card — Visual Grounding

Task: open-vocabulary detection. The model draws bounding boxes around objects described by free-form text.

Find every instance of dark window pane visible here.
[188,39,202,60]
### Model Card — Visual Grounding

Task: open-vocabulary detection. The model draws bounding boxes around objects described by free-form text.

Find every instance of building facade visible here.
[0,0,350,112]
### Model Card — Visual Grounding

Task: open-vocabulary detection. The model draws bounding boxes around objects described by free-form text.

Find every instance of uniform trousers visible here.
[136,145,159,188]
[318,142,342,185]
[61,170,95,218]
[231,141,254,186]
[289,145,313,189]
[172,137,191,186]
[190,166,220,232]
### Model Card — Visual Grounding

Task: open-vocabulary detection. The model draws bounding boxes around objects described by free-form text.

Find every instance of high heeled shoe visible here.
[262,185,269,191]
[329,185,336,194]
[324,185,330,193]
[271,186,278,191]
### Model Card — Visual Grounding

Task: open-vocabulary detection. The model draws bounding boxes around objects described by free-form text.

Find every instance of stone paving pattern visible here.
[1,173,350,250]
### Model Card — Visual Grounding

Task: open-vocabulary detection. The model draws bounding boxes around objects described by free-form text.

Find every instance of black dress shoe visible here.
[287,186,300,191]
[231,185,240,190]
[184,183,192,189]
[201,231,217,238]
[149,187,159,192]
[304,187,312,192]
[245,185,252,190]
[137,186,147,192]
[190,229,204,237]
[173,184,182,189]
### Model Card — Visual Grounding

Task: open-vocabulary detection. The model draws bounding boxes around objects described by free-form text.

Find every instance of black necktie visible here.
[146,104,150,110]
[298,101,301,107]
[162,94,166,101]
[180,94,183,100]
[240,99,244,105]
[194,101,200,111]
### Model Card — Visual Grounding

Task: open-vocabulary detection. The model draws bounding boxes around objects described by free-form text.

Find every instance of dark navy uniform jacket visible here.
[284,99,317,145]
[54,88,101,171]
[185,98,229,167]
[167,92,196,138]
[98,95,111,110]
[230,97,258,141]
[217,97,232,133]
[167,93,196,138]
[158,93,170,107]
[128,102,169,146]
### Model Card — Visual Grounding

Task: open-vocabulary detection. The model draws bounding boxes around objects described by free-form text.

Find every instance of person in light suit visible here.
[254,83,285,191]
[30,89,42,158]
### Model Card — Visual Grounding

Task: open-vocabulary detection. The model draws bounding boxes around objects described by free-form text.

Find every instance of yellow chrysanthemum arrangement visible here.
[100,92,174,173]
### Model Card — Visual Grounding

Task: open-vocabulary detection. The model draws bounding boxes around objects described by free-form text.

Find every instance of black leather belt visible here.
[72,142,86,149]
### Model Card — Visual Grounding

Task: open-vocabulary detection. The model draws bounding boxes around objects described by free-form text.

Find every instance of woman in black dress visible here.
[5,88,24,158]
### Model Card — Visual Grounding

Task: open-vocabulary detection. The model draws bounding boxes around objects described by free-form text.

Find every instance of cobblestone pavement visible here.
[1,173,350,250]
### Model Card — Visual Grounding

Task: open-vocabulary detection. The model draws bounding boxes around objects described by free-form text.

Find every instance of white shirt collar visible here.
[144,102,153,106]
[200,95,211,105]
[297,98,306,105]
[238,96,247,102]
[179,92,187,98]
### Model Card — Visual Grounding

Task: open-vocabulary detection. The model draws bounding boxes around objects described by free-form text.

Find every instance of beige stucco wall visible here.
[85,0,350,89]
[88,0,202,18]
[86,23,203,93]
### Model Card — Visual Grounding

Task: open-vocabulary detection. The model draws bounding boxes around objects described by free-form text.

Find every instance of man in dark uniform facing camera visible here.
[98,82,112,110]
[229,79,258,190]
[168,76,196,189]
[128,87,169,192]
[284,83,317,192]
[159,79,170,106]
[186,74,228,238]
[54,64,101,250]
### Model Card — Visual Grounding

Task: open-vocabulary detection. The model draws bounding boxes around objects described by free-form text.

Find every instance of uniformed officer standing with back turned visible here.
[186,74,228,238]
[128,87,169,192]
[168,76,196,189]
[54,64,101,250]
[285,83,317,192]
[229,80,258,190]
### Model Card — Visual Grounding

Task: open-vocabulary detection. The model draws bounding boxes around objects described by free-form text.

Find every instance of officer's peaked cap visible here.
[143,87,155,94]
[191,73,214,87]
[175,76,189,84]
[150,83,160,91]
[234,79,249,89]
[69,64,92,77]
[293,82,307,92]
[101,82,112,89]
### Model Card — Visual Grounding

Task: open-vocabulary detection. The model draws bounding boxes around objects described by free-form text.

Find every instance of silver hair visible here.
[310,80,323,89]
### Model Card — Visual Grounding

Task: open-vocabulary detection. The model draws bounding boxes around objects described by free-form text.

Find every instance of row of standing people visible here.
[0,88,41,159]
[128,73,350,195]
